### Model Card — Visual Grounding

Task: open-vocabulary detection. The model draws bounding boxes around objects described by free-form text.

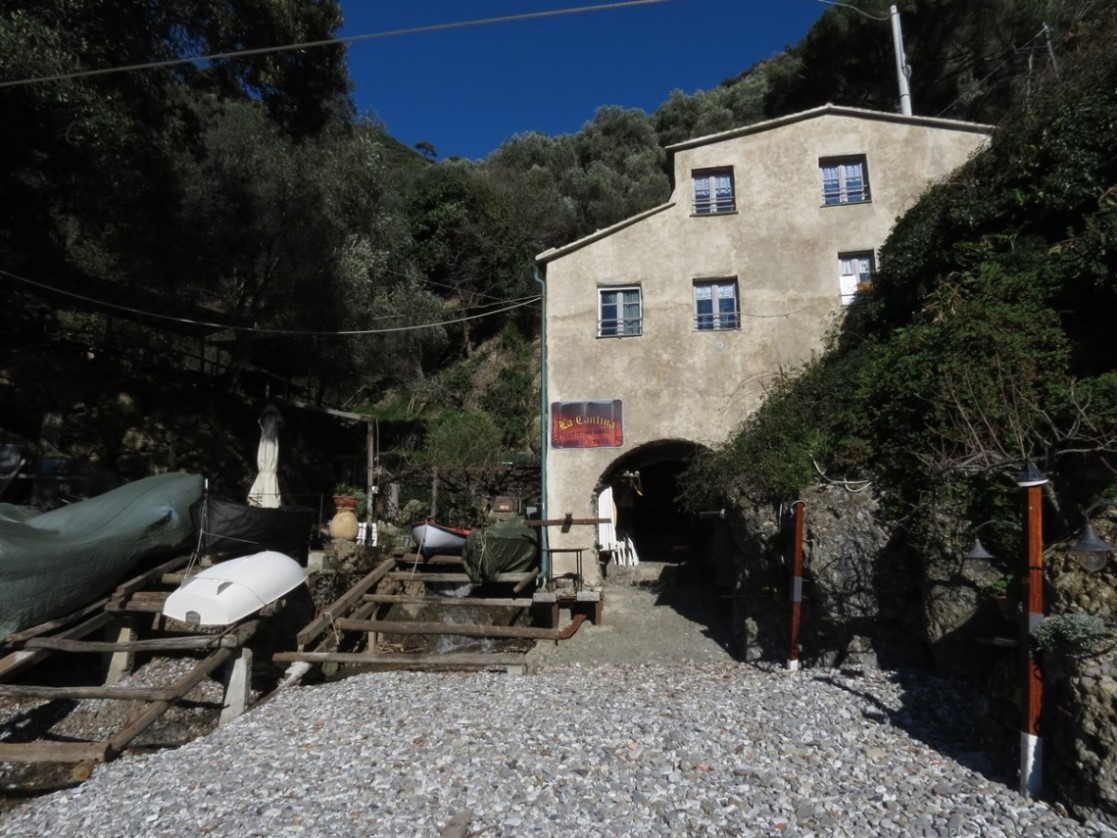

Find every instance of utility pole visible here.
[1042,22,1060,78]
[890,5,913,116]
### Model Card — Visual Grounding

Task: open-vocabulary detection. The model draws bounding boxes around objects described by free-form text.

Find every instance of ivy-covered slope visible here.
[681,18,1117,518]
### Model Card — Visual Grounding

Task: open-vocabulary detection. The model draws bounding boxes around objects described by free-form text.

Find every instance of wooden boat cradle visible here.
[0,517,607,775]
[280,518,608,676]
[0,554,277,772]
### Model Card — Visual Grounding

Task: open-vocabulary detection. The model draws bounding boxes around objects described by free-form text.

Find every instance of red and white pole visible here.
[788,500,805,671]
[1017,463,1047,798]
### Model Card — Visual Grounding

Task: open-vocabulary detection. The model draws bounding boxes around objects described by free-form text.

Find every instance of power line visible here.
[812,0,890,23]
[0,0,669,89]
[0,268,539,336]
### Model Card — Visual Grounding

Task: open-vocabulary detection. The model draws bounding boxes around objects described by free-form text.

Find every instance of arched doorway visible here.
[595,439,732,586]
[594,439,735,654]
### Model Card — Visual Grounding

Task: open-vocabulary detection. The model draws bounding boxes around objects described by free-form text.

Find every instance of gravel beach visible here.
[2,566,1115,836]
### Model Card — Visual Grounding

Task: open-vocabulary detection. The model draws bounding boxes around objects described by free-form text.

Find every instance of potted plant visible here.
[329,483,367,541]
[980,575,1018,623]
[332,483,367,511]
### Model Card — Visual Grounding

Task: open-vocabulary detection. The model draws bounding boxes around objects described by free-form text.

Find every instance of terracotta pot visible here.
[329,497,359,541]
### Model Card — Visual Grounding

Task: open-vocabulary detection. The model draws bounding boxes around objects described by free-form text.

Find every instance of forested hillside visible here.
[0,0,1109,506]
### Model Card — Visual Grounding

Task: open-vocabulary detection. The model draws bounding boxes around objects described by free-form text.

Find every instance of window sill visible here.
[820,199,872,208]
[690,210,739,218]
[596,333,642,339]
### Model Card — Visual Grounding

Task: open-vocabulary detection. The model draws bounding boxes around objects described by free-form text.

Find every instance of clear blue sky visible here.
[338,0,827,160]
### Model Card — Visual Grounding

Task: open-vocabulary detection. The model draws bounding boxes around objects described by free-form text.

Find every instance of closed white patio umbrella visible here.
[247,404,282,508]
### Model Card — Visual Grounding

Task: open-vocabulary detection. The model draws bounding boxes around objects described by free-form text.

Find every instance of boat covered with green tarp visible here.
[460,516,539,585]
[0,472,204,639]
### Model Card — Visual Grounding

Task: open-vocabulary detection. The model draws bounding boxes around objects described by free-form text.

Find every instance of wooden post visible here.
[366,420,376,523]
[431,466,439,520]
[220,646,253,725]
[103,618,136,685]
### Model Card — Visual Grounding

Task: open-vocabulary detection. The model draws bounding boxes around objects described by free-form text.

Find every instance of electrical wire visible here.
[0,0,670,89]
[0,267,539,336]
[812,0,890,23]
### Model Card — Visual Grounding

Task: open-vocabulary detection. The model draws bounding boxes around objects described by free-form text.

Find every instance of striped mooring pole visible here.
[788,500,805,671]
[1016,462,1048,798]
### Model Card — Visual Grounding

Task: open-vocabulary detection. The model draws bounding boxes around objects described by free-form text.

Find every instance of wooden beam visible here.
[25,634,239,653]
[512,568,540,594]
[296,557,397,648]
[4,597,111,643]
[385,571,533,585]
[104,591,170,613]
[361,594,533,608]
[0,612,115,681]
[0,684,177,702]
[273,651,528,668]
[0,741,111,765]
[109,554,191,604]
[524,517,609,527]
[335,616,584,641]
[399,553,463,566]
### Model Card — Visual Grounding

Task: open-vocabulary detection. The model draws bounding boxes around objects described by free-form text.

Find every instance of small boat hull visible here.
[163,550,306,626]
[411,521,470,557]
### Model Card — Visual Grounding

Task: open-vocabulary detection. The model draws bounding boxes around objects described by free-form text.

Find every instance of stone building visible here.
[534,105,991,585]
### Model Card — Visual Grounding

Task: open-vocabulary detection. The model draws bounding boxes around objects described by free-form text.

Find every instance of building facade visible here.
[536,105,991,585]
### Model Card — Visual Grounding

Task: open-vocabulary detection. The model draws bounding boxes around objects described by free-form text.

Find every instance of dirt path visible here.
[528,560,736,669]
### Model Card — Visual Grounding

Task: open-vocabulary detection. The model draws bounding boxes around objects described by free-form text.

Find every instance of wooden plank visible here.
[0,740,111,765]
[4,597,111,643]
[335,618,569,640]
[0,684,176,701]
[361,594,533,608]
[385,572,533,585]
[109,554,191,602]
[105,591,170,613]
[399,553,463,566]
[297,557,397,648]
[0,612,116,681]
[273,651,528,666]
[512,568,540,594]
[25,634,237,653]
[524,517,609,528]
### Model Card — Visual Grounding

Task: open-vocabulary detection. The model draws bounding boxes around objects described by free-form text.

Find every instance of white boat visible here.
[163,550,306,626]
[411,520,471,557]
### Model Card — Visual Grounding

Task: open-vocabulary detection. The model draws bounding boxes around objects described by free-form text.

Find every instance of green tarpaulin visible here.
[460,517,539,585]
[0,473,204,638]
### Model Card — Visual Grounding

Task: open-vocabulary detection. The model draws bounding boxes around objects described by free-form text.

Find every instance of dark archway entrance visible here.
[595,439,735,655]
[596,439,733,587]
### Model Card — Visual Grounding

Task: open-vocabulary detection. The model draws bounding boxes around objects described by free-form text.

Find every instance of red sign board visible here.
[551,400,623,449]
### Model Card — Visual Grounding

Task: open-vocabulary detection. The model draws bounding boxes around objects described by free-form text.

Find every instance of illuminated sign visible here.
[551,400,623,449]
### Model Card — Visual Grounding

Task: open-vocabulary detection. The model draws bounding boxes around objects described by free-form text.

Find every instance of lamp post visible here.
[788,500,805,672]
[1015,460,1048,799]
[1072,502,1115,572]
[965,470,1112,799]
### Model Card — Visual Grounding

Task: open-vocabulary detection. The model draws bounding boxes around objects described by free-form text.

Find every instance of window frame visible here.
[691,168,736,215]
[838,251,875,305]
[820,155,871,206]
[597,285,643,338]
[693,277,741,331]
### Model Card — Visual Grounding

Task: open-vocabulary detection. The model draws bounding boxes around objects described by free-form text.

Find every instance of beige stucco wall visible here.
[537,107,990,583]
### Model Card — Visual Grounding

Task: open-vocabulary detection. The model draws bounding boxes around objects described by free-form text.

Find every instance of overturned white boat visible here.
[163,550,306,626]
